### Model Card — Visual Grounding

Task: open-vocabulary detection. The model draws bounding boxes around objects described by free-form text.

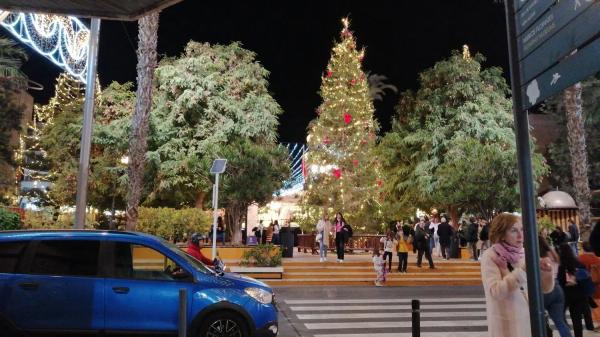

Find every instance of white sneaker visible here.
[340,259,344,263]
[324,257,327,261]
[319,258,324,262]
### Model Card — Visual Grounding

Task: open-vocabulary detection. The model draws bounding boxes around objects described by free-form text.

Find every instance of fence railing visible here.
[297,233,386,254]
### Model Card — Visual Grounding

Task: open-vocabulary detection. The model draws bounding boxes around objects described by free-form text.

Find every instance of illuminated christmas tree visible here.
[305,18,381,222]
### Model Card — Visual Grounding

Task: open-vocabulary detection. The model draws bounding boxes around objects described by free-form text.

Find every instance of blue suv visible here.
[0,230,278,337]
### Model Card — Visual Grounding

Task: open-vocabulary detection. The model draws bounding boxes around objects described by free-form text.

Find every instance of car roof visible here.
[0,230,162,243]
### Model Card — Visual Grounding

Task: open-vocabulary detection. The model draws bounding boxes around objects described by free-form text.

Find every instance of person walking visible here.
[557,243,595,337]
[479,219,491,256]
[380,231,395,272]
[429,217,441,257]
[333,212,350,263]
[579,241,600,325]
[480,213,531,337]
[316,212,331,262]
[568,219,580,256]
[539,236,573,337]
[415,219,435,269]
[466,217,479,261]
[396,226,410,273]
[437,216,453,260]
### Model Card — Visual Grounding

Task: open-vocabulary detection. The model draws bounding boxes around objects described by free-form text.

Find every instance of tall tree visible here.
[304,18,381,228]
[379,47,547,223]
[146,41,282,209]
[127,11,159,231]
[0,37,27,202]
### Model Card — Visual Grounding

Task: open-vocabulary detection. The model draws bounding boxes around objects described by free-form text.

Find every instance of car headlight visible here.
[245,287,273,304]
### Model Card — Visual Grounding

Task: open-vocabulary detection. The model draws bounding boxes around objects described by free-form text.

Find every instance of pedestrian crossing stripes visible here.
[282,296,572,337]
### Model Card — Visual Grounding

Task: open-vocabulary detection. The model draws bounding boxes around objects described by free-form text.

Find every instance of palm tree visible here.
[367,72,397,102]
[563,83,592,235]
[126,11,159,231]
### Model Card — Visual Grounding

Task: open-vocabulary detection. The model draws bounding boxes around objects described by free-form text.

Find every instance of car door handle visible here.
[112,286,130,294]
[18,282,39,290]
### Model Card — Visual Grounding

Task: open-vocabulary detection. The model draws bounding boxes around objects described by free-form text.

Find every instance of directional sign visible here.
[521,36,600,109]
[520,3,600,83]
[515,0,533,12]
[516,0,555,35]
[518,0,594,59]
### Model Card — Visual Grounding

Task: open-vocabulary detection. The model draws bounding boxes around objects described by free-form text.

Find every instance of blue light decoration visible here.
[0,11,89,82]
[277,143,307,196]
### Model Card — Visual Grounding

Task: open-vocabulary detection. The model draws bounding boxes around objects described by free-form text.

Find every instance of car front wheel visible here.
[197,312,248,337]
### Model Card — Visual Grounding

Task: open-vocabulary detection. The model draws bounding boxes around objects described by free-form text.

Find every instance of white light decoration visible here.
[277,143,308,196]
[0,11,90,82]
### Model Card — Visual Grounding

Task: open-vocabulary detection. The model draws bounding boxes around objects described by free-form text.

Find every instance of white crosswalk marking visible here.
[282,296,573,337]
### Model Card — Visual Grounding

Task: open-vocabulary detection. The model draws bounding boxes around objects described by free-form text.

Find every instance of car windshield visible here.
[159,238,214,275]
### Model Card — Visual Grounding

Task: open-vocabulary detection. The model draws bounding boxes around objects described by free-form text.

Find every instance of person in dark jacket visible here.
[557,243,595,337]
[550,226,568,247]
[414,219,435,269]
[465,217,479,260]
[567,219,580,256]
[437,216,453,260]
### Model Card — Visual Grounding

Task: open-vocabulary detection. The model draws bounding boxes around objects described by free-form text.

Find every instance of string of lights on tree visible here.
[304,17,382,213]
[0,10,89,82]
[277,143,307,196]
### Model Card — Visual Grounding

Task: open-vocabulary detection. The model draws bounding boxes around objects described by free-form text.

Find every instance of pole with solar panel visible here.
[210,158,227,260]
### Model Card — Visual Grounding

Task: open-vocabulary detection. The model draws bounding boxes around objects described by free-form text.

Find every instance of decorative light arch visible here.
[0,11,89,82]
[277,143,307,196]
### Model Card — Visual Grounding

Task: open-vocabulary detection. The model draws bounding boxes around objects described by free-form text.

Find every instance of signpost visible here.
[504,0,600,336]
[210,159,227,260]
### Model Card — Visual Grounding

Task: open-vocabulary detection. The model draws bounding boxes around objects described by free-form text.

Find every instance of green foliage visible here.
[147,41,282,207]
[304,19,382,230]
[537,215,555,234]
[240,244,282,267]
[136,207,211,241]
[379,50,548,219]
[0,208,20,230]
[546,76,600,192]
[0,37,28,87]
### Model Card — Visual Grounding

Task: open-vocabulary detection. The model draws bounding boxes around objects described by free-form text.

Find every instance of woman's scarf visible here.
[492,241,524,265]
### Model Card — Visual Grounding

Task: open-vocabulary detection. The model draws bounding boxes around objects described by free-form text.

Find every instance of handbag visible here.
[315,233,323,242]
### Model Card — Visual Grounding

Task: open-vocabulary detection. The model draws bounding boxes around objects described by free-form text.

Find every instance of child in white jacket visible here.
[372,249,386,286]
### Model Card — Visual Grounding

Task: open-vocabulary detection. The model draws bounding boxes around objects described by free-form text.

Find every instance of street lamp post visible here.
[210,159,227,260]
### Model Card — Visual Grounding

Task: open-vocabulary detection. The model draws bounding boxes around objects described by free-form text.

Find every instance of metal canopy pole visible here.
[74,18,101,229]
[212,174,219,260]
[503,1,546,336]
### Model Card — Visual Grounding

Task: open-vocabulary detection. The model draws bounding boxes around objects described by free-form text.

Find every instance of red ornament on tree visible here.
[350,78,356,85]
[352,159,359,166]
[327,70,333,78]
[377,179,383,187]
[343,112,352,124]
[323,136,330,145]
[332,168,342,179]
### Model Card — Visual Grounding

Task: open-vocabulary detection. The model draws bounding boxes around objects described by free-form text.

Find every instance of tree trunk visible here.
[126,12,159,231]
[225,203,245,245]
[564,83,592,231]
[448,205,459,229]
[195,191,206,209]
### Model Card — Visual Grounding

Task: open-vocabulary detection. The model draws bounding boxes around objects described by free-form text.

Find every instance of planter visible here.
[229,266,284,279]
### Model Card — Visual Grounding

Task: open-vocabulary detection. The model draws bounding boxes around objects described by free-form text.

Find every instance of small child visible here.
[372,249,386,286]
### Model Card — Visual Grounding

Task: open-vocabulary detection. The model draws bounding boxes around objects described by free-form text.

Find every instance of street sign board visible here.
[520,3,600,84]
[516,0,555,35]
[210,159,227,174]
[518,0,594,59]
[521,36,600,109]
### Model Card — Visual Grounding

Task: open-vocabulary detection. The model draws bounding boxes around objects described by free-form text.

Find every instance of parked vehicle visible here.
[0,230,278,337]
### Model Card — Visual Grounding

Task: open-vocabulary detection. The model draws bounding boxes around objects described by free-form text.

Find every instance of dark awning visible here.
[0,0,183,21]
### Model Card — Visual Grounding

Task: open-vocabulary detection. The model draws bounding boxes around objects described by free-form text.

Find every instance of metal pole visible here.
[212,174,219,260]
[74,18,101,229]
[178,288,187,337]
[503,2,546,337]
[411,299,420,337]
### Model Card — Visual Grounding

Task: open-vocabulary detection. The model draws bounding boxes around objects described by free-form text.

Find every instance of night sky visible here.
[15,1,509,143]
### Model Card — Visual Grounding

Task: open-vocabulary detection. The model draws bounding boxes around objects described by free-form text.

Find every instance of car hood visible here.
[220,272,271,290]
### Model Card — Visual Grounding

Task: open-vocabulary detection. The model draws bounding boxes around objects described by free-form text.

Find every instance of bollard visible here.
[179,288,187,337]
[411,299,420,337]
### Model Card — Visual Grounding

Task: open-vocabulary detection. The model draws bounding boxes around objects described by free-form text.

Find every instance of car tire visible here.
[197,311,249,337]
[0,318,21,337]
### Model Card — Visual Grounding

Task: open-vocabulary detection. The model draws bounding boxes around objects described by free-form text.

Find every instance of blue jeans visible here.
[569,242,579,256]
[544,284,573,337]
[319,238,328,258]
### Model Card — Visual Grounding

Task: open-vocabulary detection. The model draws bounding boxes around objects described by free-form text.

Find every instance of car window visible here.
[0,241,28,273]
[113,242,190,281]
[29,240,100,277]
[159,238,213,275]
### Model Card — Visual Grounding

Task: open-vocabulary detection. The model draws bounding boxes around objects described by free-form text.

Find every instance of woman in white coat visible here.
[480,213,530,337]
[316,212,331,262]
